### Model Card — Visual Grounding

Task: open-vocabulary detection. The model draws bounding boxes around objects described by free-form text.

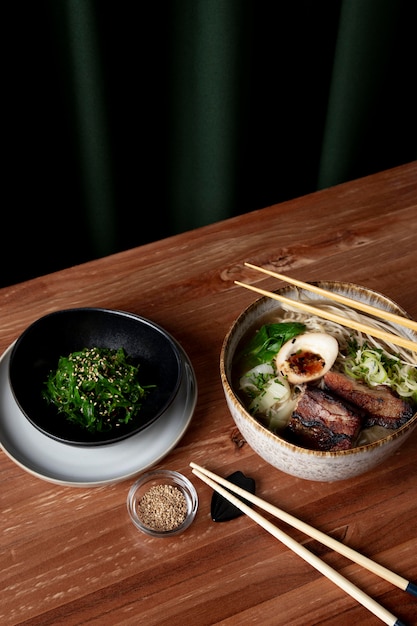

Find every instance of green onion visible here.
[344,340,417,403]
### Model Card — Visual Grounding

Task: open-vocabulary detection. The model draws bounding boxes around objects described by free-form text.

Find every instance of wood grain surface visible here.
[1,162,417,625]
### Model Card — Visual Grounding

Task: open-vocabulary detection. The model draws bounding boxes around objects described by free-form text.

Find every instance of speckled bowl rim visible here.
[220,281,417,459]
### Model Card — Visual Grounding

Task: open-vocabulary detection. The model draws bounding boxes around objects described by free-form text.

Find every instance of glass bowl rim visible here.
[127,469,198,537]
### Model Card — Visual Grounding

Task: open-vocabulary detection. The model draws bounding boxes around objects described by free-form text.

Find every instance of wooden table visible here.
[1,162,417,626]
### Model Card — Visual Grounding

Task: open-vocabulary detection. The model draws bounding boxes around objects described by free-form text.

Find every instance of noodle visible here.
[273,298,417,366]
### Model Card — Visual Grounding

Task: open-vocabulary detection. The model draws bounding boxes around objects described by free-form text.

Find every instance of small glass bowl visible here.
[127,469,198,537]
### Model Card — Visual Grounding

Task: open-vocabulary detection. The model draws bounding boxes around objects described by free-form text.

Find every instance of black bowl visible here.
[8,308,183,446]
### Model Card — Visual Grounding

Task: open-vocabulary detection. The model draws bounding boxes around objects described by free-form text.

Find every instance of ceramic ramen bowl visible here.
[9,308,183,446]
[220,282,417,481]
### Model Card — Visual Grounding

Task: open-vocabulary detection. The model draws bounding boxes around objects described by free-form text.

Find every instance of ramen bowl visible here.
[220,282,417,481]
[9,308,183,446]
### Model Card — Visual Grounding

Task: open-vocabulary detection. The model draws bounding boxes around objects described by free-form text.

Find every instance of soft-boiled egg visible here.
[275,332,339,384]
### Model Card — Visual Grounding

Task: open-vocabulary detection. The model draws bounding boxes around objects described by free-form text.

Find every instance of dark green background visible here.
[3,0,416,287]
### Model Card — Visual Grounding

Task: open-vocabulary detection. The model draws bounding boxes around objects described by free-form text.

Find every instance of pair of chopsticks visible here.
[234,263,417,353]
[191,462,416,626]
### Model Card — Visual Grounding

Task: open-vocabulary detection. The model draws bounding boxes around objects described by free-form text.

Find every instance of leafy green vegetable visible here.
[236,322,306,371]
[42,347,154,432]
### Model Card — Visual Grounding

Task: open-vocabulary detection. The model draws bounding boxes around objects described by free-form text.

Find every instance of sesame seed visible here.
[137,484,188,532]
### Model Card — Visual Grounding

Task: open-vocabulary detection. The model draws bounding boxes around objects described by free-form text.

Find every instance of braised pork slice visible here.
[323,370,414,429]
[285,386,363,452]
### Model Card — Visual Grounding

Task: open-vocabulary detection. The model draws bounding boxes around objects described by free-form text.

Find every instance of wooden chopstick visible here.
[244,263,417,333]
[234,280,417,354]
[190,462,417,598]
[190,463,410,626]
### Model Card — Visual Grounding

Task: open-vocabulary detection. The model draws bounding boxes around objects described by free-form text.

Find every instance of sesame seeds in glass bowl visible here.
[127,470,198,537]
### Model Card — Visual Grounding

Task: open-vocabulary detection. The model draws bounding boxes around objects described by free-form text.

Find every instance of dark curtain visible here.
[3,0,416,288]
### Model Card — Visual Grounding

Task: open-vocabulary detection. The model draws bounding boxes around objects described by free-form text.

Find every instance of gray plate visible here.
[0,343,197,487]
